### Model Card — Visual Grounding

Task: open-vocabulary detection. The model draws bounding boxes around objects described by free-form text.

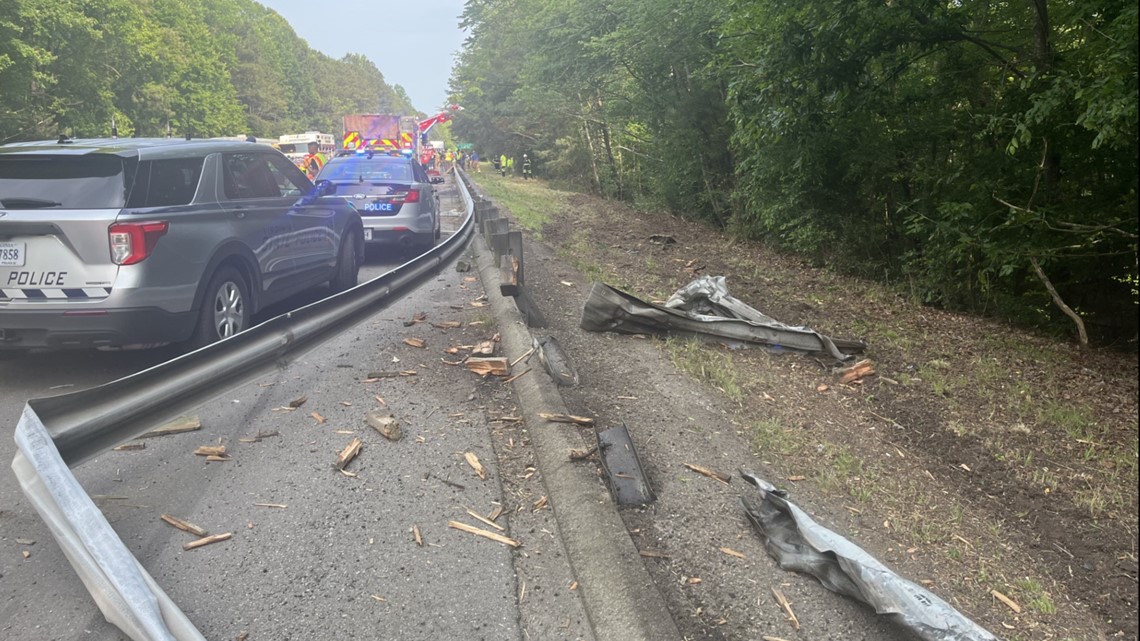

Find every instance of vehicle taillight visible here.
[401,189,421,204]
[109,221,169,265]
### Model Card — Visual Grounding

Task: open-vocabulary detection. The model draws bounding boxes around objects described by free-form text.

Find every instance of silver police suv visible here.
[0,137,364,352]
[317,150,440,253]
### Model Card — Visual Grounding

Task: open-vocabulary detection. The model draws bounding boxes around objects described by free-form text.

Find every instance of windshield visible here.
[318,157,413,183]
[0,154,129,209]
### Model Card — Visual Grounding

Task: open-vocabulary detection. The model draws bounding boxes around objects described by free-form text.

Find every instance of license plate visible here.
[0,242,25,267]
[362,202,394,212]
[364,229,373,241]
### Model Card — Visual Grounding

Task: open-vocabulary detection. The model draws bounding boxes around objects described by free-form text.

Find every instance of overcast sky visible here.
[256,0,469,114]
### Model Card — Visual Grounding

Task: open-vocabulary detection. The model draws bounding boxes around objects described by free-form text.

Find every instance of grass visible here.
[467,171,569,233]
[664,337,744,403]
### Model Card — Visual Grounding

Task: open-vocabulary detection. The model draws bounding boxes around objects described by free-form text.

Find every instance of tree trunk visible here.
[1030,257,1088,348]
[581,120,602,195]
[1029,0,1060,194]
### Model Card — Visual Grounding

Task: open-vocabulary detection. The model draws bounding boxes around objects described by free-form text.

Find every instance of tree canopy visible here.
[0,0,416,142]
[448,0,1137,344]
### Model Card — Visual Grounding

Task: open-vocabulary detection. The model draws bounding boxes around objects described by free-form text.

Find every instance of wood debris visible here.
[253,503,287,509]
[366,411,402,441]
[569,445,598,461]
[786,475,806,482]
[16,538,34,545]
[683,463,731,484]
[448,521,520,548]
[772,587,800,630]
[183,532,232,551]
[836,359,876,385]
[432,321,462,329]
[719,547,747,559]
[288,396,308,408]
[310,411,326,424]
[487,505,504,521]
[991,589,1022,613]
[366,371,401,379]
[194,445,226,457]
[160,514,209,537]
[472,340,496,356]
[465,452,486,479]
[466,357,509,377]
[412,524,423,547]
[114,443,146,451]
[501,368,530,385]
[538,413,594,425]
[22,550,30,559]
[336,437,363,470]
[404,337,427,348]
[465,508,505,531]
[687,577,703,585]
[138,415,201,438]
[206,455,231,462]
[510,347,534,367]
[532,496,549,512]
[403,311,427,326]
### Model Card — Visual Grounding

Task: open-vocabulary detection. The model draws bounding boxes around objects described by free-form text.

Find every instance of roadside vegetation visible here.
[449,0,1138,347]
[472,171,1139,639]
[0,0,415,141]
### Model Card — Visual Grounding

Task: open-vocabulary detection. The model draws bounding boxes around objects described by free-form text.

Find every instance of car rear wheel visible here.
[330,229,360,292]
[189,266,250,349]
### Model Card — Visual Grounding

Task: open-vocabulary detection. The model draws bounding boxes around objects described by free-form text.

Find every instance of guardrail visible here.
[10,173,478,641]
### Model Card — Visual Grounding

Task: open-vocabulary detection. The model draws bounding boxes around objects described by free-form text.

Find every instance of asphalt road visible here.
[0,178,591,640]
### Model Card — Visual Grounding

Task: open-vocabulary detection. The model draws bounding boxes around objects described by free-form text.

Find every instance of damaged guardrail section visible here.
[10,173,477,641]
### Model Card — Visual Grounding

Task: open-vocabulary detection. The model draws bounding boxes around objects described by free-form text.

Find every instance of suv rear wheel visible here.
[189,266,251,349]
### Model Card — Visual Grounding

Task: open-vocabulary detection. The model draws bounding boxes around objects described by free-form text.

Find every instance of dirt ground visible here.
[468,172,1138,641]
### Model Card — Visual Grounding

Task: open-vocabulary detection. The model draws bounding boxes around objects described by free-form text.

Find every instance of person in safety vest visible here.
[522,154,532,180]
[303,141,327,181]
[500,153,507,177]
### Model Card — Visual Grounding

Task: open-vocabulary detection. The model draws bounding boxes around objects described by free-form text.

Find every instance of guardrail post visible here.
[484,218,510,265]
[507,231,524,288]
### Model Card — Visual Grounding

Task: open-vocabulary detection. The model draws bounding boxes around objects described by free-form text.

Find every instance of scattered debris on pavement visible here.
[836,358,876,385]
[366,411,402,441]
[288,396,308,408]
[183,532,232,551]
[137,415,201,438]
[465,452,486,479]
[404,337,427,348]
[113,442,146,452]
[160,514,208,537]
[466,357,509,377]
[771,587,800,630]
[448,521,520,548]
[335,437,362,471]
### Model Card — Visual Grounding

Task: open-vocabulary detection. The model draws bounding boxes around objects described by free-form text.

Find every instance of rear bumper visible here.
[363,227,434,247]
[0,306,197,350]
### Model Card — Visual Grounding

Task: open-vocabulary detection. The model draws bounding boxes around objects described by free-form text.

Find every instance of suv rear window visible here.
[319,158,414,182]
[0,154,129,209]
[125,157,205,208]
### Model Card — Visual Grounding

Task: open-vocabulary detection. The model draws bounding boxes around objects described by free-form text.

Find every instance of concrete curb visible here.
[471,232,682,641]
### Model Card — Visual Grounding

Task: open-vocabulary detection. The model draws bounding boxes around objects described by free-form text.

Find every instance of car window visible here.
[126,157,204,207]
[318,158,413,183]
[222,153,284,200]
[267,154,310,197]
[0,154,128,209]
[412,162,429,183]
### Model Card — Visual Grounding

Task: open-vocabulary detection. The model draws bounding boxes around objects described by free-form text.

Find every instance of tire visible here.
[330,229,360,292]
[189,266,251,349]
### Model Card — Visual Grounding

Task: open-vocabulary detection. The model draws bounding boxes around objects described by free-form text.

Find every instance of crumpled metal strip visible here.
[740,471,998,641]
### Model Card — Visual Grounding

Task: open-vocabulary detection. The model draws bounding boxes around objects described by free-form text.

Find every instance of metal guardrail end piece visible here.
[596,422,655,506]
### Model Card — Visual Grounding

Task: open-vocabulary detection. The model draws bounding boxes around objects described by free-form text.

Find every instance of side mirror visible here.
[315,179,336,196]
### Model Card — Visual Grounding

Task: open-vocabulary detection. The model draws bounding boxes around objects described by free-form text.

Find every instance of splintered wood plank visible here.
[183,532,232,551]
[336,437,363,470]
[193,445,226,457]
[465,452,486,479]
[160,514,208,537]
[538,413,594,425]
[138,415,201,439]
[448,521,520,548]
[683,463,731,484]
